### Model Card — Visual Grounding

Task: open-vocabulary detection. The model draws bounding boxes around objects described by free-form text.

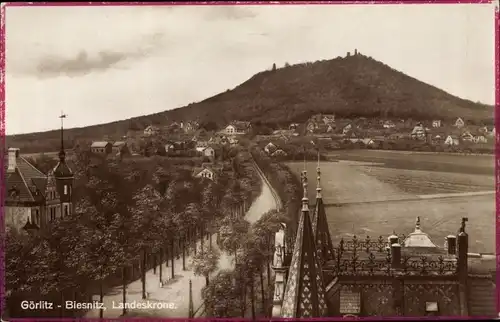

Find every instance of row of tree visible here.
[5,147,261,318]
[194,145,304,318]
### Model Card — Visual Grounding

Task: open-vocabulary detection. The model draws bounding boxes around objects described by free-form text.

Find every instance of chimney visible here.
[7,148,20,173]
[388,232,399,245]
[446,235,457,255]
[391,243,401,268]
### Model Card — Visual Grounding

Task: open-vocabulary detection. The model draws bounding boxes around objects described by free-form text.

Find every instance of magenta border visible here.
[0,0,498,321]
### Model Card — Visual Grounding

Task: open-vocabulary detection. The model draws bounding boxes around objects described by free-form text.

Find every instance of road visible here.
[85,160,279,318]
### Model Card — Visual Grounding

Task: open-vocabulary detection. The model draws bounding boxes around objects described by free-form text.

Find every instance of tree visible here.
[28,153,59,174]
[272,63,276,71]
[201,270,242,317]
[191,245,220,286]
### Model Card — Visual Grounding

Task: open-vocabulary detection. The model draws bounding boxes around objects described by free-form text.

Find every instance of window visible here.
[64,205,68,217]
[64,185,68,195]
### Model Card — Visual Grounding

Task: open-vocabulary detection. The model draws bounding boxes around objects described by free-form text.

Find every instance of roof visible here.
[5,154,48,203]
[91,141,111,148]
[113,141,126,147]
[281,173,328,318]
[311,166,335,265]
[402,217,437,248]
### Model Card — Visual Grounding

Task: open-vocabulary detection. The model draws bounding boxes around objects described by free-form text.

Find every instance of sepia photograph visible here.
[1,1,498,319]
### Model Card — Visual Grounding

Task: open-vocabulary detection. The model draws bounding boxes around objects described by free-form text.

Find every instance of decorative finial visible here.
[302,170,309,211]
[415,216,421,231]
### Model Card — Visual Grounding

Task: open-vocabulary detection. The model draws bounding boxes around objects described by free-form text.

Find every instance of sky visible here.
[4,3,497,135]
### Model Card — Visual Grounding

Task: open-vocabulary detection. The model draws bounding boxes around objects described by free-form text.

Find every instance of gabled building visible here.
[91,141,112,154]
[264,142,277,154]
[144,125,160,136]
[383,120,396,129]
[432,120,442,128]
[461,131,474,142]
[223,121,251,135]
[111,141,130,156]
[454,118,465,128]
[410,123,427,140]
[445,135,460,146]
[4,123,74,233]
[271,149,287,157]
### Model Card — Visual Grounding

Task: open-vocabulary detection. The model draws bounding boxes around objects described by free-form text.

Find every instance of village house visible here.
[193,164,223,181]
[461,131,474,142]
[271,149,288,157]
[228,137,239,145]
[445,135,460,146]
[488,127,495,137]
[473,135,488,144]
[454,117,465,128]
[289,123,300,130]
[342,123,353,135]
[195,140,210,152]
[143,125,160,136]
[223,121,251,135]
[383,120,396,129]
[410,123,427,140]
[432,134,445,144]
[164,142,175,153]
[184,121,199,133]
[477,126,489,134]
[322,115,335,125]
[306,121,318,133]
[361,138,375,146]
[202,146,215,159]
[432,120,442,128]
[111,141,130,156]
[326,124,335,133]
[91,141,112,154]
[264,142,278,154]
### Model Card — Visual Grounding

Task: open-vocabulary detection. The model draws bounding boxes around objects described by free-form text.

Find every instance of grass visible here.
[286,150,495,253]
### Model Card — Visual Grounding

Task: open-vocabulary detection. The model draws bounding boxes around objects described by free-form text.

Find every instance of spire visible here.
[281,168,328,318]
[315,151,321,199]
[58,111,67,162]
[415,216,421,231]
[53,112,73,178]
[310,153,335,265]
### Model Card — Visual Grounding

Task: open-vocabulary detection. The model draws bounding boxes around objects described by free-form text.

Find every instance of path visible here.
[85,160,279,318]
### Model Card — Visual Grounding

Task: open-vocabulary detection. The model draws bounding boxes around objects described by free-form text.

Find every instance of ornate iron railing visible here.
[272,234,458,276]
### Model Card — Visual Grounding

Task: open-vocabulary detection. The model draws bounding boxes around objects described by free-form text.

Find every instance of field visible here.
[286,150,495,253]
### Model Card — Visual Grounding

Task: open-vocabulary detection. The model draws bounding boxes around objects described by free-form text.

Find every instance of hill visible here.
[6,53,494,153]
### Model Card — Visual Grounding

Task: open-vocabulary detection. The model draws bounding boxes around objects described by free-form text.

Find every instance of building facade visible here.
[4,126,74,233]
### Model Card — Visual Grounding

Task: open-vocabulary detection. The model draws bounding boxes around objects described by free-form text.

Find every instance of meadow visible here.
[286,150,495,253]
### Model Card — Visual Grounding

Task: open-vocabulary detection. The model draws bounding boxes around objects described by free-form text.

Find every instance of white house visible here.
[322,115,335,125]
[432,120,442,128]
[327,124,334,133]
[461,131,474,142]
[383,120,396,129]
[342,123,352,135]
[144,125,160,136]
[411,124,427,140]
[361,138,375,146]
[474,135,488,144]
[454,118,465,128]
[194,168,216,181]
[444,135,459,146]
[195,141,209,152]
[202,147,215,158]
[264,142,277,154]
[271,149,287,157]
